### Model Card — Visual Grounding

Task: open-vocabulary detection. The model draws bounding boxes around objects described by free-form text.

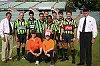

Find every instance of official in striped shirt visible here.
[14,12,29,61]
[61,11,77,63]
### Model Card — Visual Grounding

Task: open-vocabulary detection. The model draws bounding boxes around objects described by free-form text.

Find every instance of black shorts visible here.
[17,34,27,44]
[62,33,74,43]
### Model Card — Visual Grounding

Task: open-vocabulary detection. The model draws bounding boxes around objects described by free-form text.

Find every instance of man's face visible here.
[19,13,24,20]
[66,12,72,19]
[29,14,34,19]
[59,13,63,19]
[52,13,57,19]
[47,17,52,23]
[83,12,89,17]
[6,14,12,20]
[45,35,50,40]
[39,14,44,20]
[32,34,36,38]
[44,12,48,17]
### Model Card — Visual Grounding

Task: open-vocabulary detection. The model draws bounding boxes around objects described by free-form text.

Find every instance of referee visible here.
[61,11,77,64]
[14,12,29,61]
[77,9,97,66]
[36,13,47,40]
[27,11,36,39]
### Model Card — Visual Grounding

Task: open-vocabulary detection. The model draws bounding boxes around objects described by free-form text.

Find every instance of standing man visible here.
[56,11,65,59]
[0,12,14,63]
[44,11,49,22]
[46,15,55,39]
[77,9,97,66]
[28,11,36,39]
[36,13,46,40]
[61,11,77,64]
[14,12,29,61]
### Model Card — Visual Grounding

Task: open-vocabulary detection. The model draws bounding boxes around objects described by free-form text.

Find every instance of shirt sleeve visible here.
[74,20,77,28]
[92,18,98,38]
[77,19,81,39]
[14,21,17,30]
[0,20,4,38]
[26,20,30,29]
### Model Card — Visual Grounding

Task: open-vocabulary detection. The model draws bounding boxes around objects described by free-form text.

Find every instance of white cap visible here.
[45,31,50,36]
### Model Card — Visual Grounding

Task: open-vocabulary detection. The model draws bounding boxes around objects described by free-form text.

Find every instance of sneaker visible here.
[2,60,7,63]
[35,61,39,65]
[50,64,54,66]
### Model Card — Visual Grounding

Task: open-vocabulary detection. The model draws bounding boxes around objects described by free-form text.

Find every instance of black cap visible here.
[31,30,37,34]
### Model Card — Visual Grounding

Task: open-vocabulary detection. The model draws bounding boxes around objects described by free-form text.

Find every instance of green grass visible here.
[0,32,100,66]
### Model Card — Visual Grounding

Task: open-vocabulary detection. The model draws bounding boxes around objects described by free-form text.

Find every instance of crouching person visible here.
[43,31,55,66]
[26,30,42,65]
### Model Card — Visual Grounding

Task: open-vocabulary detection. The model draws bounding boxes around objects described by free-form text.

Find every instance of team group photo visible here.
[0,0,100,66]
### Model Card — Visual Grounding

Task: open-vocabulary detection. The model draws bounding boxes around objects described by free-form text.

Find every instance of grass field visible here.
[0,32,99,66]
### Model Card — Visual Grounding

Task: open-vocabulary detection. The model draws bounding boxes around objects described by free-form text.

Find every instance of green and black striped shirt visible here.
[28,18,37,33]
[62,18,77,34]
[36,19,47,33]
[55,18,65,33]
[14,19,29,34]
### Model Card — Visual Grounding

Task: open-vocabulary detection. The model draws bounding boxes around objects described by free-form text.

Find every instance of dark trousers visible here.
[42,50,54,65]
[80,32,92,66]
[26,49,41,63]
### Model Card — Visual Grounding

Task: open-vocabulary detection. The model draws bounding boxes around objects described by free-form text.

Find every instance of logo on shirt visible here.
[64,25,72,31]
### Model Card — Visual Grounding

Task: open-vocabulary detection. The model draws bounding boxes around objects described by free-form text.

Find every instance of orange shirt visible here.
[27,37,42,52]
[43,39,54,51]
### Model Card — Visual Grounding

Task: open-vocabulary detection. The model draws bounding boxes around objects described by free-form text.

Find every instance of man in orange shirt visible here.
[42,31,54,66]
[26,30,42,65]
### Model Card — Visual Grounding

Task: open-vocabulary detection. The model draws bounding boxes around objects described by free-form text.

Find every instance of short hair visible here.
[52,11,57,14]
[6,12,12,16]
[58,10,63,14]
[44,10,48,13]
[31,30,37,34]
[66,11,72,15]
[19,12,24,15]
[47,15,52,19]
[29,11,34,15]
[83,8,89,12]
[39,13,44,16]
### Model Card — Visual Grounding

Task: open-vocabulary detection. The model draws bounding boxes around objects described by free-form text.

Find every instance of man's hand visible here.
[72,38,76,42]
[26,35,28,40]
[36,53,41,57]
[33,53,37,56]
[92,38,95,44]
[16,36,18,42]
[46,54,50,57]
[77,38,80,43]
[60,35,62,41]
[2,37,6,42]
[45,51,47,55]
